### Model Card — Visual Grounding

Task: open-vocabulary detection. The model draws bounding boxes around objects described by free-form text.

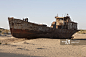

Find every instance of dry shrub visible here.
[5,30,9,34]
[0,42,1,45]
[0,30,2,33]
[5,43,8,45]
[1,29,10,34]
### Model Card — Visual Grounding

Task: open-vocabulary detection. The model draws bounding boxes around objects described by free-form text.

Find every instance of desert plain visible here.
[0,32,86,57]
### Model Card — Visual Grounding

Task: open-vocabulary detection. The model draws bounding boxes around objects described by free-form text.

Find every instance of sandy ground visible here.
[0,33,86,57]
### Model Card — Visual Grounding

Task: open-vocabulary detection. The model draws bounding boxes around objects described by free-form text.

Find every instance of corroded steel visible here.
[8,15,78,39]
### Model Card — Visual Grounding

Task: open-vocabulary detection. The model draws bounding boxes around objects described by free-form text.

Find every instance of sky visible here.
[0,0,86,29]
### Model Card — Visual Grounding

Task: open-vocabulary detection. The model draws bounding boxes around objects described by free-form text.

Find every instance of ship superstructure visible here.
[51,14,77,30]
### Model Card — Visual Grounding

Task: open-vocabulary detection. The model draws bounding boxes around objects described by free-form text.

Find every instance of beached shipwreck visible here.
[8,14,78,39]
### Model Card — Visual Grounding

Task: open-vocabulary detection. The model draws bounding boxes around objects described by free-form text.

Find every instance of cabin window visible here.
[59,18,63,21]
[64,22,66,25]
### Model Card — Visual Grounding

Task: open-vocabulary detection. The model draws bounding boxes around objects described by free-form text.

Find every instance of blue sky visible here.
[0,0,86,29]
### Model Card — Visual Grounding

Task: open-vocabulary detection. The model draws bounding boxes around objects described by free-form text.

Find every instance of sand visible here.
[0,33,86,57]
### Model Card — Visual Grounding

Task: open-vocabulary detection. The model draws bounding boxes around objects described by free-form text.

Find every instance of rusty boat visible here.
[8,14,78,39]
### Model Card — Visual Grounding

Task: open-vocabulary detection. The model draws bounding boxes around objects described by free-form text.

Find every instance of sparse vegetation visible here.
[5,30,9,34]
[0,28,10,34]
[5,43,8,45]
[0,30,2,33]
[1,32,4,34]
[0,42,1,45]
[77,30,86,34]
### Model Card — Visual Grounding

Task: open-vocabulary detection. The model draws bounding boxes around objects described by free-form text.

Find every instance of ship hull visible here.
[8,18,78,39]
